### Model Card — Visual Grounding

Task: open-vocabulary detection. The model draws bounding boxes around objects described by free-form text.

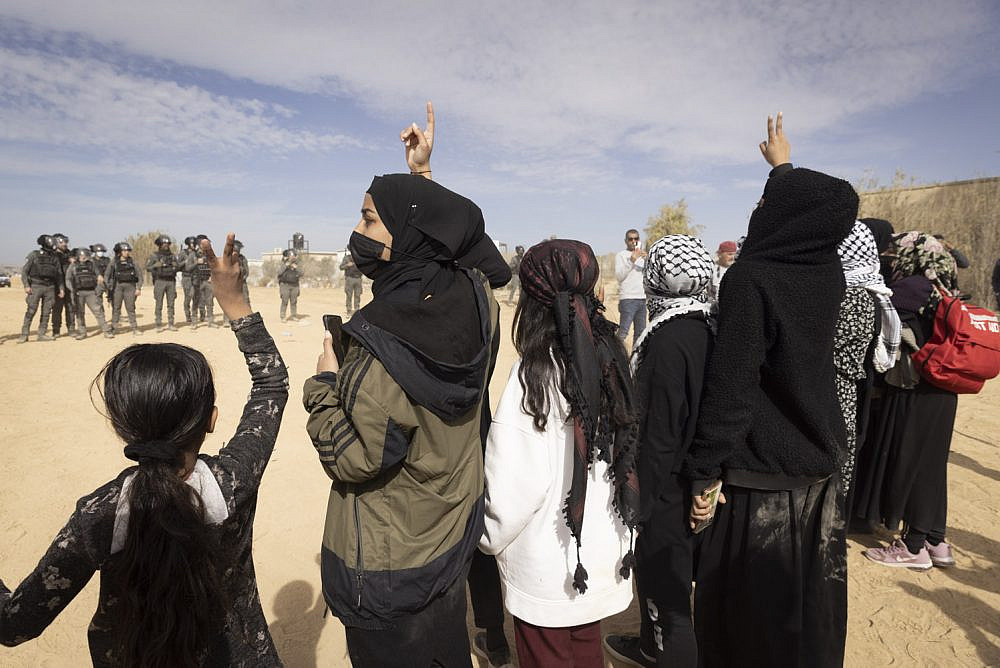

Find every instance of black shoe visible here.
[602,634,655,668]
[471,632,513,668]
[17,334,28,344]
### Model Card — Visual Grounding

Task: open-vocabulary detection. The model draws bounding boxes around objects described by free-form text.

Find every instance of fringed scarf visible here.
[519,239,641,593]
[631,235,716,374]
[838,222,902,373]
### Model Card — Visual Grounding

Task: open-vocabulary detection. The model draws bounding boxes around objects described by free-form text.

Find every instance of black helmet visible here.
[154,234,172,247]
[184,236,197,247]
[113,242,133,254]
[75,247,92,261]
[52,233,69,247]
[37,235,56,250]
[282,248,297,259]
[515,245,525,254]
[232,239,244,252]
[89,243,107,253]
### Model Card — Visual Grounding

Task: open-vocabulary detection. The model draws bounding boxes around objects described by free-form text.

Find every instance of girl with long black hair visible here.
[479,239,639,668]
[1,234,289,667]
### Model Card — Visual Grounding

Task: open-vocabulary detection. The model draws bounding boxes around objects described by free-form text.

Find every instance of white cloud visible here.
[0,46,361,155]
[1,0,995,170]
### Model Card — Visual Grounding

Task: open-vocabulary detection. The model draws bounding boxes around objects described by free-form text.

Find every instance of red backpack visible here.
[912,295,1000,394]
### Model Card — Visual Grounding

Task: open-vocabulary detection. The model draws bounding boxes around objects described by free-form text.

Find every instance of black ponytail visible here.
[94,343,225,668]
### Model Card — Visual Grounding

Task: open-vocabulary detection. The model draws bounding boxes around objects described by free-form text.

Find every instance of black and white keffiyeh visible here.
[838,221,901,372]
[632,235,715,372]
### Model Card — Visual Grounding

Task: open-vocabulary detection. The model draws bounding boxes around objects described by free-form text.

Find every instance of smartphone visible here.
[322,314,347,365]
[691,480,724,534]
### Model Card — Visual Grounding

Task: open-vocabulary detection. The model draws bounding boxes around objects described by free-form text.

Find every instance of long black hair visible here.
[513,291,569,431]
[93,343,224,668]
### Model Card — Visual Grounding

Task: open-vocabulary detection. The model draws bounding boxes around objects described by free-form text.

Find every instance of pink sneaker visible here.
[925,540,956,568]
[864,539,933,570]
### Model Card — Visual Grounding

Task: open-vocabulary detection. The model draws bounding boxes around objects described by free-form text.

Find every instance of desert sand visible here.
[0,282,997,667]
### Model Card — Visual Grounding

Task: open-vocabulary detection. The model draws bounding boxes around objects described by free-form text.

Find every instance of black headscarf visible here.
[860,218,895,254]
[519,239,640,593]
[358,174,509,365]
[365,174,509,298]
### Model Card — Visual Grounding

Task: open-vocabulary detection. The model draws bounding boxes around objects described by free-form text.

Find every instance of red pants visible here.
[513,617,604,668]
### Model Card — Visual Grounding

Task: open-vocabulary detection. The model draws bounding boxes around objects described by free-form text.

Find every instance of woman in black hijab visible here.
[302,106,509,667]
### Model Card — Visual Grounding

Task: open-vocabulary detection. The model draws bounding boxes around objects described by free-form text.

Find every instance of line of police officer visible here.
[18,234,251,342]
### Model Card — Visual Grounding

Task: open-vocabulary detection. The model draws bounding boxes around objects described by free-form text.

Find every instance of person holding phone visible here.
[616,229,647,347]
[682,114,855,668]
[302,102,508,667]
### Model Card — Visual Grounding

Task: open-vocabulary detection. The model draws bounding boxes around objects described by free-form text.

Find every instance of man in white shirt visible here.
[709,240,738,301]
[615,229,647,346]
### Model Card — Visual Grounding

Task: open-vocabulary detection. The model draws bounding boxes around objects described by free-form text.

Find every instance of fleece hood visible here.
[344,268,495,421]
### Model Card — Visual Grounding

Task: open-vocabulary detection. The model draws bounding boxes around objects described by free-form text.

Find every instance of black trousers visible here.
[344,575,472,668]
[467,548,504,630]
[636,474,697,668]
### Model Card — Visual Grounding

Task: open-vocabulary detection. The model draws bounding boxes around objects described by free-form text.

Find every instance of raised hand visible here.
[201,233,252,321]
[759,112,791,167]
[401,101,434,177]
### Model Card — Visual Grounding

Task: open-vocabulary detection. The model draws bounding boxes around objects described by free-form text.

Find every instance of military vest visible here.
[74,261,99,291]
[115,258,139,283]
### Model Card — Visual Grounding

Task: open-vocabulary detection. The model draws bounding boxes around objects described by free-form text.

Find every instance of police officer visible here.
[507,245,525,304]
[179,236,199,327]
[146,235,182,331]
[223,239,252,325]
[90,243,112,305]
[18,235,64,343]
[105,242,143,335]
[341,250,363,314]
[278,249,302,321]
[66,247,113,340]
[192,234,215,327]
[51,232,76,337]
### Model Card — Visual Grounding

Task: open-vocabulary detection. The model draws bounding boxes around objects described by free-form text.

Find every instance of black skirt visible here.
[852,380,957,534]
[694,476,847,668]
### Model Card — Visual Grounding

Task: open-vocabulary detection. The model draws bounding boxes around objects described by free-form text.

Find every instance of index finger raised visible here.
[223,233,235,260]
[775,111,783,136]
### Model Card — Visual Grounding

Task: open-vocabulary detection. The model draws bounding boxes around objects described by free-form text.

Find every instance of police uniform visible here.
[51,241,76,336]
[179,238,199,326]
[341,252,363,313]
[65,253,112,339]
[146,244,182,330]
[91,245,111,305]
[278,255,302,320]
[106,251,143,334]
[19,240,64,342]
[193,249,215,326]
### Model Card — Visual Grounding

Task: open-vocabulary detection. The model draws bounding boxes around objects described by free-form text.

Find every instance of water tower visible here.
[288,232,309,254]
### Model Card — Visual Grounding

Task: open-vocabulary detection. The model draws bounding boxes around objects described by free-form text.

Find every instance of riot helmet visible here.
[37,235,56,251]
[154,235,172,248]
[52,233,69,250]
[114,242,133,255]
[90,243,107,258]
[232,239,244,253]
[75,247,93,261]
[282,248,297,259]
[184,236,197,248]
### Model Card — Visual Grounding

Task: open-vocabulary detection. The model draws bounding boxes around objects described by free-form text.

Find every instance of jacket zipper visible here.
[353,489,365,608]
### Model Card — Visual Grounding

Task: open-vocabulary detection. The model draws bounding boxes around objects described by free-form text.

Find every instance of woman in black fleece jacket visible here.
[683,114,856,668]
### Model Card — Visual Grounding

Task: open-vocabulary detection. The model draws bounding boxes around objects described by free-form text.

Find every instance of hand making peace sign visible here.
[401,101,435,177]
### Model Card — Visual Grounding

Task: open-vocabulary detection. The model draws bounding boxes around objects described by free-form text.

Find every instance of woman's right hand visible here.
[401,101,434,176]
[689,484,726,529]
[316,331,340,374]
[759,112,791,167]
[202,233,252,321]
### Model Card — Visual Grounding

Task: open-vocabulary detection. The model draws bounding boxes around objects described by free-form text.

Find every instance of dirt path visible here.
[0,285,996,667]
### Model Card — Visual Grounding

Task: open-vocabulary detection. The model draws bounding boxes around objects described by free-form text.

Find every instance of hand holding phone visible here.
[317,314,347,374]
[690,481,725,534]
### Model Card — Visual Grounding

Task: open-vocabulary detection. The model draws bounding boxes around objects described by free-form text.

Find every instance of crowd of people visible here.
[1,104,996,668]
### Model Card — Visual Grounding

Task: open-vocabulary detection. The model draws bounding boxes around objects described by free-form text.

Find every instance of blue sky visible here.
[1,1,998,265]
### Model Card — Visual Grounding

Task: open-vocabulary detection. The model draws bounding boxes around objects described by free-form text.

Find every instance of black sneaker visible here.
[603,634,655,667]
[472,631,513,668]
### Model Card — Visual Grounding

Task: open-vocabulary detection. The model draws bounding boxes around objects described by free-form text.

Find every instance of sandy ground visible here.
[0,282,997,667]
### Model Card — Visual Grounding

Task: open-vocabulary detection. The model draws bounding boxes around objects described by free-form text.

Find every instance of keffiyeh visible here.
[837,222,902,372]
[632,235,716,372]
[519,239,640,593]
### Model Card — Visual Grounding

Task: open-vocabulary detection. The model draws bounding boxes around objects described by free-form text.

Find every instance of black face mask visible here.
[349,231,387,279]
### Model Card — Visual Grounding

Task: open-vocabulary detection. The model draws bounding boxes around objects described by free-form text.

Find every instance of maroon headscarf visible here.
[519,239,640,593]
